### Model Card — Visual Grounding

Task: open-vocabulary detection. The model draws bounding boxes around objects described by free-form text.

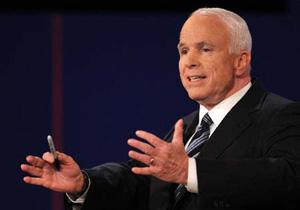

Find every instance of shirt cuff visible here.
[66,174,91,204]
[185,157,198,193]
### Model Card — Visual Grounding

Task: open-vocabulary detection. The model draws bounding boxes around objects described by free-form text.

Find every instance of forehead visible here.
[179,14,231,46]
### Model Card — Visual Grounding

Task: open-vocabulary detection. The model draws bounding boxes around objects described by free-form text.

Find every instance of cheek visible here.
[207,68,227,89]
[210,68,235,91]
[178,61,185,78]
[178,59,183,71]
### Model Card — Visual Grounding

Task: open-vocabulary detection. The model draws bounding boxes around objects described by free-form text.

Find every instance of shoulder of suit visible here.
[254,92,300,127]
[263,92,297,112]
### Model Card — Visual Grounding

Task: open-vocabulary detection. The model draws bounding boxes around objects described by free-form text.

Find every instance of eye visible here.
[202,47,212,52]
[179,47,188,55]
[198,43,214,53]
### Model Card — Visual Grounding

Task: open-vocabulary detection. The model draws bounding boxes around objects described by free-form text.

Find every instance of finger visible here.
[131,166,152,175]
[172,119,184,145]
[26,155,45,168]
[127,139,154,155]
[23,176,46,187]
[135,130,163,147]
[42,152,55,164]
[128,150,152,165]
[20,164,43,177]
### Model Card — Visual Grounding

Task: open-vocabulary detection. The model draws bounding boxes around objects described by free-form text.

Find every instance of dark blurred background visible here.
[1,0,300,209]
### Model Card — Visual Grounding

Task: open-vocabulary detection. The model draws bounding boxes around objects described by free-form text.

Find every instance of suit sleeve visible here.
[65,161,150,210]
[195,103,300,207]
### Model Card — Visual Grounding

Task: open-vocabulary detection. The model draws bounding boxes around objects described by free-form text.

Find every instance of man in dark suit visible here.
[21,7,300,210]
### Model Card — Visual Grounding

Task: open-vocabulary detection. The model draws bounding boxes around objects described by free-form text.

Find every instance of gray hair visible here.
[192,8,252,54]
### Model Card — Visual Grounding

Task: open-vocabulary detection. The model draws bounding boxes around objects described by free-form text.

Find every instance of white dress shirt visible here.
[185,82,252,193]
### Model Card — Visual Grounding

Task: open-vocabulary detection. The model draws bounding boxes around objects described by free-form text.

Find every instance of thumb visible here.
[172,119,184,145]
[42,152,55,164]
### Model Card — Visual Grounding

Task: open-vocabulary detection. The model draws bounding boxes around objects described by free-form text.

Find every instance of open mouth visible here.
[188,75,207,82]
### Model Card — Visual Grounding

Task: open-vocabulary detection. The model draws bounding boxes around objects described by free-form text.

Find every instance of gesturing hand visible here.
[128,119,189,185]
[20,152,84,194]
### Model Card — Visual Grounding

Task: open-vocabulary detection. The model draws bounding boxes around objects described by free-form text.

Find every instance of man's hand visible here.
[128,119,189,185]
[20,151,85,194]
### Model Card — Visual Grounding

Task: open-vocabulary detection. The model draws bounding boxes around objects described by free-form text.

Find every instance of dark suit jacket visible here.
[65,80,300,210]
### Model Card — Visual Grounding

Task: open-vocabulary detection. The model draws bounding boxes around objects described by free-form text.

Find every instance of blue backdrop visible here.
[2,1,300,209]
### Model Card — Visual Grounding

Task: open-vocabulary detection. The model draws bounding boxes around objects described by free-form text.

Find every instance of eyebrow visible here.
[177,41,215,50]
[177,43,185,49]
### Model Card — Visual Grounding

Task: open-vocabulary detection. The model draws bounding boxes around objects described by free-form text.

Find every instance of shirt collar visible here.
[198,82,252,132]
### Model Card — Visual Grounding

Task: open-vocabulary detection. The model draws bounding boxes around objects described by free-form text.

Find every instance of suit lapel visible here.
[183,110,199,145]
[197,80,268,159]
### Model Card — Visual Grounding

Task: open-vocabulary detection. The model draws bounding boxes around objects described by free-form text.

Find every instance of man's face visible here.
[178,14,241,109]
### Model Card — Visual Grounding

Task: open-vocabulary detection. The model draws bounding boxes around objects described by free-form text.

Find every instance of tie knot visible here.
[201,113,213,127]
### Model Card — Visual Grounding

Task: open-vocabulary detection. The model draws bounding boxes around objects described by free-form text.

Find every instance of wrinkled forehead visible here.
[180,13,229,36]
[179,13,231,45]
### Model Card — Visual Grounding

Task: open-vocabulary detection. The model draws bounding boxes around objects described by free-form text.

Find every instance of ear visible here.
[233,52,251,77]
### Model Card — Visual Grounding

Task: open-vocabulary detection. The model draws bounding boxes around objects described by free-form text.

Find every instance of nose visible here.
[185,51,200,69]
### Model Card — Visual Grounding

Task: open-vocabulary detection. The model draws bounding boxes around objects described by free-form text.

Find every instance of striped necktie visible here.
[174,113,213,206]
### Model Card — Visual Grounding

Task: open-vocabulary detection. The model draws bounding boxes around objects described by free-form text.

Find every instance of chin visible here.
[187,93,207,103]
